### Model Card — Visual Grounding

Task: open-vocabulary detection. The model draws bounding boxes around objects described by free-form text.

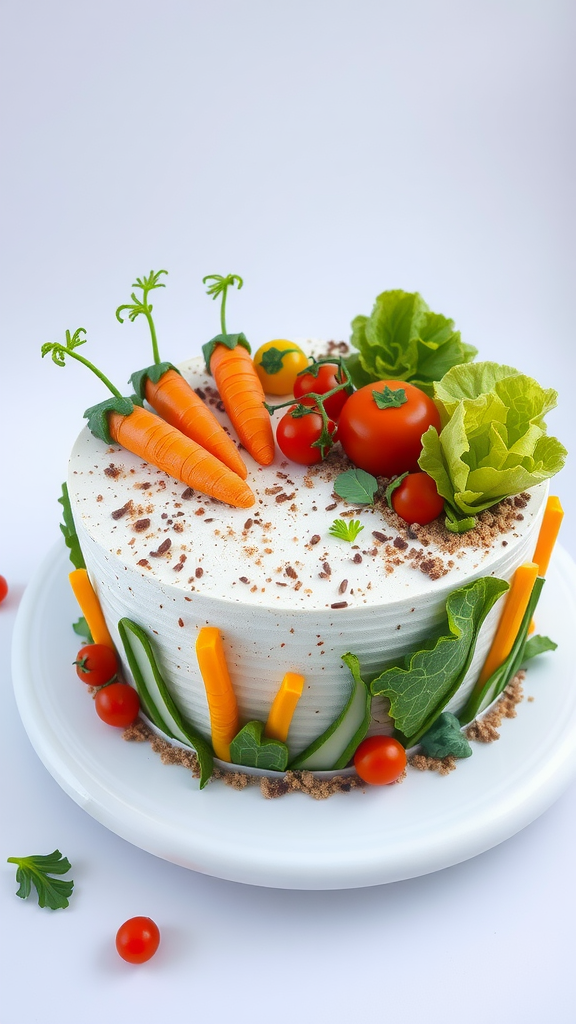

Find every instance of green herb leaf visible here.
[347,290,477,395]
[370,576,509,745]
[522,634,557,661]
[372,386,407,409]
[459,578,553,724]
[229,721,289,772]
[419,712,473,759]
[7,851,74,910]
[83,396,135,444]
[443,503,477,534]
[58,483,85,570]
[72,617,93,643]
[333,468,378,505]
[129,362,180,402]
[328,519,364,543]
[419,362,567,518]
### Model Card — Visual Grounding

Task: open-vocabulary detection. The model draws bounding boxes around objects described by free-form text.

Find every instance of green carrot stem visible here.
[59,349,122,397]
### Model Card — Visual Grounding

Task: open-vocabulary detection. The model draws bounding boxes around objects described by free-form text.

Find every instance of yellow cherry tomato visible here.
[253,340,309,395]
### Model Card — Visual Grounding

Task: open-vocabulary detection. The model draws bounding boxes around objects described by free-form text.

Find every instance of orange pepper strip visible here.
[195,627,239,762]
[68,568,115,649]
[532,496,564,577]
[265,672,305,743]
[475,562,539,691]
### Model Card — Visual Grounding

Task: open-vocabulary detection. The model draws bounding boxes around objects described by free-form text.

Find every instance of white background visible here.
[1,2,576,1022]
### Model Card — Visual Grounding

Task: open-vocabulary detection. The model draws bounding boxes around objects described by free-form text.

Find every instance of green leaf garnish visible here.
[328,519,364,543]
[229,721,289,772]
[418,362,567,518]
[73,616,93,643]
[370,576,509,746]
[347,289,477,394]
[58,483,85,570]
[83,396,135,445]
[372,386,407,409]
[419,712,472,759]
[257,346,300,375]
[522,634,557,661]
[384,473,408,509]
[7,850,74,910]
[333,468,378,505]
[443,503,477,534]
[116,270,168,366]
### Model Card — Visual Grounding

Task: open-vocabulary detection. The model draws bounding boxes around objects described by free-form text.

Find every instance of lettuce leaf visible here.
[347,290,477,395]
[419,362,567,518]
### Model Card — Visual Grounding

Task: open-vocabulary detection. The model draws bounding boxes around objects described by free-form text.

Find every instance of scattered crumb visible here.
[466,671,525,742]
[408,754,457,775]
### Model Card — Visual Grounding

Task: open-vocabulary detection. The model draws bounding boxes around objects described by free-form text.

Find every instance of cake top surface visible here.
[68,346,547,612]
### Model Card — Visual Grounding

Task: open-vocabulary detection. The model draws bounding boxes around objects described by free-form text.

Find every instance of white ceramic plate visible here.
[12,542,576,890]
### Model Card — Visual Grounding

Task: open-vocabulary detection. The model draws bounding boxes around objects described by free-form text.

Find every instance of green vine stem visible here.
[116,270,168,365]
[203,273,243,335]
[264,356,353,459]
[41,329,123,398]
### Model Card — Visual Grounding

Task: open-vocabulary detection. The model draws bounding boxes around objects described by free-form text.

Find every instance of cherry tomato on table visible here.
[0,576,8,603]
[354,735,407,785]
[391,471,445,526]
[95,682,140,727]
[74,644,118,686]
[276,399,337,465]
[337,380,441,478]
[293,362,351,421]
[116,917,160,964]
[253,340,309,395]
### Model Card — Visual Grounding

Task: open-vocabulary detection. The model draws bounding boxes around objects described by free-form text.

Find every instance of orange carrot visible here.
[144,370,248,480]
[195,626,239,761]
[532,495,564,577]
[108,406,254,508]
[69,568,115,649]
[209,343,275,466]
[203,274,275,466]
[116,271,248,480]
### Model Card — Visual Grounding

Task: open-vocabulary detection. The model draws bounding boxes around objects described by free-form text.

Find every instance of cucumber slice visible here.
[289,653,371,770]
[117,618,214,788]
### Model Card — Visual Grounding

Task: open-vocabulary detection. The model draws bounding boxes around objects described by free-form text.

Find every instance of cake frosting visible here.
[68,348,548,761]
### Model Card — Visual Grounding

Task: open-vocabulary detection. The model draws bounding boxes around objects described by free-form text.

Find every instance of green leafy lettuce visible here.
[419,362,567,522]
[346,289,477,395]
[370,576,508,746]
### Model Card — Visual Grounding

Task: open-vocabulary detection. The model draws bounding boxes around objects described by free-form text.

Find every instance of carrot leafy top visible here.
[202,273,251,371]
[42,328,137,444]
[116,269,181,399]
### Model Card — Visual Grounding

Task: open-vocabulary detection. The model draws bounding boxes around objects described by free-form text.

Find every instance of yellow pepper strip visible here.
[528,617,536,635]
[265,672,305,743]
[532,496,564,577]
[475,562,539,691]
[68,568,115,649]
[195,627,239,762]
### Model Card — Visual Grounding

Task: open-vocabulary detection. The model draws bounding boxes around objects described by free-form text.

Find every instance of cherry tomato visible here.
[0,576,8,603]
[276,399,337,465]
[337,380,441,477]
[74,644,118,686]
[95,682,140,727]
[116,916,160,964]
[391,471,445,526]
[293,362,351,420]
[253,340,309,395]
[354,735,407,785]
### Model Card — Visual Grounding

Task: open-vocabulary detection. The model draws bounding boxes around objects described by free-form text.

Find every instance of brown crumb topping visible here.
[466,671,525,742]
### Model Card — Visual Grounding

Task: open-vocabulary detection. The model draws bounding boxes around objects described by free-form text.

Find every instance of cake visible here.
[51,280,566,790]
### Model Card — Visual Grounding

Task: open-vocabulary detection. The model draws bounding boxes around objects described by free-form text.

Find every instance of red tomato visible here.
[74,644,118,686]
[391,471,445,526]
[293,362,350,420]
[354,735,407,785]
[116,917,160,964]
[0,576,8,603]
[95,682,140,727]
[276,399,337,465]
[337,380,441,477]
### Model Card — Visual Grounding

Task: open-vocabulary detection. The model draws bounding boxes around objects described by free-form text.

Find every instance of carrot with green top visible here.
[116,270,247,480]
[41,329,254,509]
[203,274,275,466]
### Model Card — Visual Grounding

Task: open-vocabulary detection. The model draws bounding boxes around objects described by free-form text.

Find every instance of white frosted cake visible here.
[68,351,549,763]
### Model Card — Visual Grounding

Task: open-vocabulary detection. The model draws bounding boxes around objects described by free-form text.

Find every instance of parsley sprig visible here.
[116,269,168,365]
[329,518,364,543]
[7,850,74,910]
